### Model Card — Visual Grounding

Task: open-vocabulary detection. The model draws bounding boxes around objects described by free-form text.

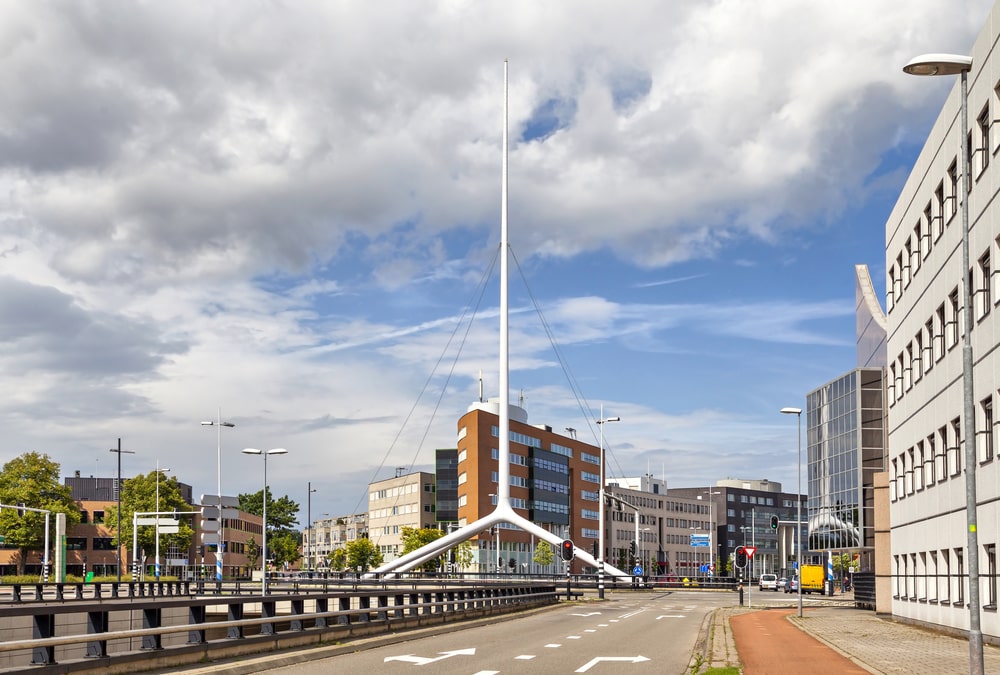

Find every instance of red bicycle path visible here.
[730,608,869,674]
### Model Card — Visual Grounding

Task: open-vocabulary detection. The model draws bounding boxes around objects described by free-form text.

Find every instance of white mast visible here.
[498,59,511,505]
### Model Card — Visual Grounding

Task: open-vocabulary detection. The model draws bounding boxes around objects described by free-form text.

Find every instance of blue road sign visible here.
[633,565,643,576]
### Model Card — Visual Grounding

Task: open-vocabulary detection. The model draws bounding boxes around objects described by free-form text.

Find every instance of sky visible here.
[0,0,993,525]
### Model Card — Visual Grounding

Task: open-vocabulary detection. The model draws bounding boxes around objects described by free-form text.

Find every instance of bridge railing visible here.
[0,581,559,673]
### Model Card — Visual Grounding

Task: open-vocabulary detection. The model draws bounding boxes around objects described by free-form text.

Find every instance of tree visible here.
[533,540,554,570]
[268,531,301,569]
[105,470,193,571]
[400,527,445,572]
[329,547,347,571]
[246,536,260,569]
[238,489,301,569]
[454,541,475,570]
[238,489,300,534]
[0,452,81,575]
[345,538,383,572]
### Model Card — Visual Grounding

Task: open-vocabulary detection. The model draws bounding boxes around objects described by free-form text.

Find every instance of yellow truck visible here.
[799,564,826,594]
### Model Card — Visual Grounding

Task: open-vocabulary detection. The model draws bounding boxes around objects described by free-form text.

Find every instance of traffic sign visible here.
[744,546,757,558]
[633,565,643,576]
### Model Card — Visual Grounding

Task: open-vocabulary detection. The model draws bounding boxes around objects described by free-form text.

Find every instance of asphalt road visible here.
[258,590,716,675]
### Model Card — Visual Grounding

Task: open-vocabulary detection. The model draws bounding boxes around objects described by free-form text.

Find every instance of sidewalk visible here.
[694,598,1000,674]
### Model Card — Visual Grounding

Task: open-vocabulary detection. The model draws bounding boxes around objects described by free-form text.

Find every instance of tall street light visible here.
[903,52,983,675]
[242,448,288,596]
[109,438,135,582]
[154,462,171,580]
[306,482,317,571]
[202,411,235,581]
[597,406,620,599]
[700,490,721,580]
[780,407,803,618]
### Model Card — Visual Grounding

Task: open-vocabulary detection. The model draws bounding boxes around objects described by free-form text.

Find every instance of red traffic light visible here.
[561,539,575,561]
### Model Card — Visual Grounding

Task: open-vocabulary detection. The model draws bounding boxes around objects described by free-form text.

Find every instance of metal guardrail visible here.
[0,581,559,673]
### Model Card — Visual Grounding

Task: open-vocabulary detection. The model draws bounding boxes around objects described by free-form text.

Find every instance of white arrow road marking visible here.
[656,615,685,620]
[575,655,651,672]
[571,612,601,616]
[384,648,476,665]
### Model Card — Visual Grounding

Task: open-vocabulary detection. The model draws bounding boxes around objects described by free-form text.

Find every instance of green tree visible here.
[246,536,260,569]
[268,531,301,569]
[329,547,347,571]
[105,470,193,571]
[533,540,554,570]
[400,526,445,572]
[0,452,81,575]
[345,538,383,573]
[454,541,475,570]
[238,489,301,569]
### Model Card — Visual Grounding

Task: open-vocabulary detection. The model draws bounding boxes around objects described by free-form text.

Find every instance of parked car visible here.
[785,577,799,593]
[776,577,789,591]
[758,573,778,591]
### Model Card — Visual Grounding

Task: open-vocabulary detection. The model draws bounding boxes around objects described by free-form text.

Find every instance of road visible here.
[259,589,716,675]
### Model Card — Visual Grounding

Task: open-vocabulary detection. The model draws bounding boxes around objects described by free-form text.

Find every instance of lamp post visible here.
[154,462,170,580]
[700,490,721,580]
[306,482,317,571]
[903,52,983,675]
[780,407,803,618]
[597,406,620,599]
[202,411,235,581]
[109,439,135,582]
[242,448,288,595]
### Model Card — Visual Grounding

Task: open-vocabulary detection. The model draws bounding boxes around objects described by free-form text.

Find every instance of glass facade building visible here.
[806,367,885,569]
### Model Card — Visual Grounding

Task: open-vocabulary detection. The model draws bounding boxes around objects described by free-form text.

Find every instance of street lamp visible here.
[699,490,721,581]
[780,407,803,618]
[202,411,235,581]
[306,482,317,571]
[903,52,983,675]
[242,448,288,595]
[154,462,171,580]
[597,406,620,599]
[109,438,135,582]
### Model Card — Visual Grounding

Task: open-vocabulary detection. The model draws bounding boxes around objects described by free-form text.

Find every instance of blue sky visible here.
[0,1,993,523]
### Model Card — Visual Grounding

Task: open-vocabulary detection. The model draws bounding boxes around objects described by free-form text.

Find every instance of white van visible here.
[759,573,778,591]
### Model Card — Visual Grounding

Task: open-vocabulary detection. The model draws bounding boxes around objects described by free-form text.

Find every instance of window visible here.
[924,318,935,371]
[987,544,998,611]
[948,289,960,348]
[905,343,914,391]
[914,331,923,382]
[929,550,939,603]
[955,548,965,606]
[92,537,114,550]
[938,426,949,481]
[946,164,957,221]
[936,303,947,359]
[66,537,88,551]
[914,441,924,491]
[93,511,105,525]
[979,250,992,319]
[913,221,923,270]
[978,104,991,174]
[888,266,897,311]
[905,238,915,285]
[926,433,937,486]
[982,396,994,463]
[951,417,963,477]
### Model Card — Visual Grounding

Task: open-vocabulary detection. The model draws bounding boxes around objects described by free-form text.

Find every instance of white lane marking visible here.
[545,643,561,648]
[567,635,582,639]
[656,615,685,620]
[571,611,602,617]
[383,648,476,665]
[515,655,535,660]
[575,655,651,672]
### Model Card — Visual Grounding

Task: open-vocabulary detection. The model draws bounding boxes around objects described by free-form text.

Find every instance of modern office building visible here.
[449,399,603,573]
[672,480,805,579]
[884,4,1000,641]
[367,471,439,562]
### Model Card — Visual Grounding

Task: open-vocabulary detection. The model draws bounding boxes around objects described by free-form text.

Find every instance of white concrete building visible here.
[886,4,1000,641]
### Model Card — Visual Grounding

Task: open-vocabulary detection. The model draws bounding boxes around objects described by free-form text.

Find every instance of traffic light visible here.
[591,540,598,558]
[770,515,779,530]
[561,539,575,561]
[735,545,748,568]
[508,557,516,569]
[16,502,25,517]
[498,556,504,568]
[629,541,637,556]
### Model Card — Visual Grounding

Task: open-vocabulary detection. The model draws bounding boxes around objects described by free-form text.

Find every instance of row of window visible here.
[890,545,1000,611]
[889,246,995,407]
[891,395,997,501]
[887,85,995,313]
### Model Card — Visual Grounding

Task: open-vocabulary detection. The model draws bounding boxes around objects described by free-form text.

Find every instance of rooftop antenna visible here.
[478,369,484,403]
[565,427,577,439]
[370,62,627,581]
[395,466,406,478]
